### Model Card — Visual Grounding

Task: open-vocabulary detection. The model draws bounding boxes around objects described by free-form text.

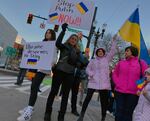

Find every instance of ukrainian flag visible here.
[119,8,150,64]
[76,2,88,15]
[27,59,37,65]
[139,31,150,64]
[49,12,58,22]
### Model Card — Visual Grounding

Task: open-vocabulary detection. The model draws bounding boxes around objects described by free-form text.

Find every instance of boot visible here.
[58,111,64,121]
[44,108,52,121]
[101,116,106,121]
[44,113,51,121]
[77,112,84,121]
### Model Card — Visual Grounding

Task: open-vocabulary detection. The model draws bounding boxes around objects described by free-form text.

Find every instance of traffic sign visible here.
[5,46,17,57]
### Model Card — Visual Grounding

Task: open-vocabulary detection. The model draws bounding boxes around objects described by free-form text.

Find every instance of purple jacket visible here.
[112,57,148,95]
[86,41,116,90]
[133,83,150,121]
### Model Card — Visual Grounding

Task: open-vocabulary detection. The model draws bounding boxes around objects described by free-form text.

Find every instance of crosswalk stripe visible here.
[0,80,29,83]
[0,83,17,87]
[0,80,31,87]
[40,85,51,93]
[0,76,51,95]
[16,85,31,91]
[0,80,17,83]
[0,77,17,80]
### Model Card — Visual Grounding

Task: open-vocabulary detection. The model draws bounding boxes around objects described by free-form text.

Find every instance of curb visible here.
[0,68,18,76]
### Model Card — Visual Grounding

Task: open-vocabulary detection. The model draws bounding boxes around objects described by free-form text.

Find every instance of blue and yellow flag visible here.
[27,59,37,65]
[139,31,150,64]
[119,8,150,64]
[76,2,89,15]
[49,12,58,22]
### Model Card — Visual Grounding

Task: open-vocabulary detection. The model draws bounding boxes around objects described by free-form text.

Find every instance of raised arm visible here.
[86,59,94,77]
[106,34,117,61]
[56,23,68,49]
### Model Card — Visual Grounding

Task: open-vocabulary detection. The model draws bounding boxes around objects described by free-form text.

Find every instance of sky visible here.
[0,0,150,48]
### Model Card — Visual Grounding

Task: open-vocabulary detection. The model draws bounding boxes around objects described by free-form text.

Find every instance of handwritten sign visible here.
[48,0,94,30]
[20,41,55,70]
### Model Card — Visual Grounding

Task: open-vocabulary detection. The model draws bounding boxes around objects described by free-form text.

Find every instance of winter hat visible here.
[145,68,150,74]
[96,48,106,56]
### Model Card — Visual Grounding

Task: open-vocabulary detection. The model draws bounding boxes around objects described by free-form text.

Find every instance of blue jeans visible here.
[115,91,139,121]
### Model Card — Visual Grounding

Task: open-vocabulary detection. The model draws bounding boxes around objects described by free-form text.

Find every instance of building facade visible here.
[0,13,18,66]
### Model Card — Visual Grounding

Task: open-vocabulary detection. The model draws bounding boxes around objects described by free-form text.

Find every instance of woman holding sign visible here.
[17,29,57,121]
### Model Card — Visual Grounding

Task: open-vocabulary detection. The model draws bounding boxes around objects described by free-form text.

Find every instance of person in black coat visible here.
[44,23,83,121]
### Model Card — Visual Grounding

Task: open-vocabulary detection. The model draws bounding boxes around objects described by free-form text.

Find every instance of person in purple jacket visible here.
[133,67,150,121]
[112,46,148,121]
[77,35,117,121]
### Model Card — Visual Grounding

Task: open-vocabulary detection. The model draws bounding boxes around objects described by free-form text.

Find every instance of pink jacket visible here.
[86,41,116,90]
[112,57,148,95]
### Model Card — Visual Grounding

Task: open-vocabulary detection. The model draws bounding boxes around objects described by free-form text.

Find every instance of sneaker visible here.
[38,88,42,92]
[106,111,114,117]
[14,83,22,86]
[101,116,106,121]
[18,107,28,115]
[71,110,80,116]
[17,107,33,121]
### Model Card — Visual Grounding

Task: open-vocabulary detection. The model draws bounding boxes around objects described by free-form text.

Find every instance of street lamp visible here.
[85,7,98,48]
[91,24,107,58]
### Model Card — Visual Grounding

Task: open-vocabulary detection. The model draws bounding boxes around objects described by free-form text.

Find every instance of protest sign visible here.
[20,41,55,70]
[48,0,94,30]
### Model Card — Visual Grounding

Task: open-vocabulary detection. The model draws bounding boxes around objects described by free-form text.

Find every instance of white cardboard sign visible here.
[48,0,95,30]
[20,41,55,70]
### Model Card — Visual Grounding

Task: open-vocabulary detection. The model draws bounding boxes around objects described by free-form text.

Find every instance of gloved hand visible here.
[61,23,68,32]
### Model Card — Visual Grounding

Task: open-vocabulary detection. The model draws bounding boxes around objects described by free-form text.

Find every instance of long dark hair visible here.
[125,46,138,57]
[43,29,56,41]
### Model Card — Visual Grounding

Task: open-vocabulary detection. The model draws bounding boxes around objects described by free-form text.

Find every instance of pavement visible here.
[0,68,115,121]
[0,68,18,76]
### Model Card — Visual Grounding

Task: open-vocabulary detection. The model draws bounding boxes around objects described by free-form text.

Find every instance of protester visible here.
[70,32,89,116]
[133,67,150,121]
[44,23,83,121]
[14,68,27,86]
[107,68,116,117]
[14,50,27,86]
[77,35,117,121]
[112,46,148,121]
[17,29,57,121]
[78,51,89,106]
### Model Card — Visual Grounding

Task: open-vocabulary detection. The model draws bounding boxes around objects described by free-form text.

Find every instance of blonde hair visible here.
[65,34,80,51]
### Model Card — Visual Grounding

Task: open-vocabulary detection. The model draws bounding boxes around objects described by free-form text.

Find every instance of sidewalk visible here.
[0,87,115,121]
[0,68,18,76]
[0,69,115,121]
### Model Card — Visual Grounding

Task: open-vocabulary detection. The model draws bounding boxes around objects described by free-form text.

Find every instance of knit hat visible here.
[145,68,150,74]
[96,48,106,56]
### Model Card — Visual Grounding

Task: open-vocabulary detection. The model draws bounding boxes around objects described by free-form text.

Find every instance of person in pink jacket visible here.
[133,67,150,121]
[77,35,117,121]
[112,46,148,121]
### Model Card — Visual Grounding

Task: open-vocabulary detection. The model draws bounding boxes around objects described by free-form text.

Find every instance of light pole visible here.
[85,7,98,48]
[91,24,107,59]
